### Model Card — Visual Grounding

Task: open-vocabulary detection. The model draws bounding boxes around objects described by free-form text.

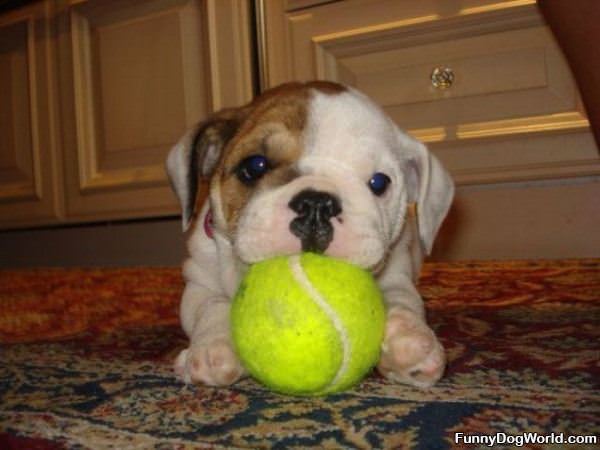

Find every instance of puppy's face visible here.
[168,82,453,270]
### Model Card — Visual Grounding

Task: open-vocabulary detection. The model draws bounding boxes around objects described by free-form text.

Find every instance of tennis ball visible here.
[231,253,385,396]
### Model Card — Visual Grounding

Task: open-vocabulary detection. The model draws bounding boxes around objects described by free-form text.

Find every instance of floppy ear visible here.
[402,134,454,255]
[166,109,244,231]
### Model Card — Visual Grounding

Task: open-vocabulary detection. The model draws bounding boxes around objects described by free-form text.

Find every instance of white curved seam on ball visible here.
[288,255,350,389]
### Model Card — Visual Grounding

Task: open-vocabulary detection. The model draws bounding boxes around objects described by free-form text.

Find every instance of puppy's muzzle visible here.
[288,189,342,253]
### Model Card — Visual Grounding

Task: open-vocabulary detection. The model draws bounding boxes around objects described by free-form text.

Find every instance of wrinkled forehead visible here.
[220,83,400,180]
[300,89,399,175]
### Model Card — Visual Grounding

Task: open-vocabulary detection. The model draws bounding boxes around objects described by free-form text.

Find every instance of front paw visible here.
[174,338,245,386]
[377,308,445,388]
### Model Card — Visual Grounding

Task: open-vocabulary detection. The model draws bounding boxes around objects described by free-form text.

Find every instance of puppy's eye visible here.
[236,154,270,185]
[368,172,391,196]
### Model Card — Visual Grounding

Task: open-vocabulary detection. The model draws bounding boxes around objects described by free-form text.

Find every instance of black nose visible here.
[288,189,342,253]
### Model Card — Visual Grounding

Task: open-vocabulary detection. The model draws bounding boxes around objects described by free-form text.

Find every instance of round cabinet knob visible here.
[430,66,455,90]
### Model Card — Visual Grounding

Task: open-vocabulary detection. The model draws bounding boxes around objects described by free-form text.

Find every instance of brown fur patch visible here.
[212,81,346,232]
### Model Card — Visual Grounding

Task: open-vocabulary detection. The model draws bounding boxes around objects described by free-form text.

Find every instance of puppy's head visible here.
[167,82,453,269]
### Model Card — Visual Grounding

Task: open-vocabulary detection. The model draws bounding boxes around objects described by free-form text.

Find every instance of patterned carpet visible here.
[0,260,598,449]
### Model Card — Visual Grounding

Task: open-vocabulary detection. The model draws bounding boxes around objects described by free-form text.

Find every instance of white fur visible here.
[166,129,196,232]
[167,84,454,388]
[236,89,408,269]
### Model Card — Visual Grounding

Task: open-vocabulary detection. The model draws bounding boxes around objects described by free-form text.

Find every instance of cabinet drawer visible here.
[343,28,561,128]
[261,0,600,185]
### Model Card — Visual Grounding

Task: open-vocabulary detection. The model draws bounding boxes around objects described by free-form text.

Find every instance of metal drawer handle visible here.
[431,67,454,89]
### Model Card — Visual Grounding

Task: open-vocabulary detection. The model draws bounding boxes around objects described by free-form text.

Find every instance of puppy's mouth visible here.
[288,189,342,253]
[233,184,385,270]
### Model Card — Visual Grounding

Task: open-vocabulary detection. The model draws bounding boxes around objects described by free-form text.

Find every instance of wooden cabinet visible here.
[0,1,63,228]
[0,0,253,228]
[1,0,598,259]
[258,0,600,259]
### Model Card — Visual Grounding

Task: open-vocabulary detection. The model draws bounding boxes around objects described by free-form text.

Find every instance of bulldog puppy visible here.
[167,81,454,389]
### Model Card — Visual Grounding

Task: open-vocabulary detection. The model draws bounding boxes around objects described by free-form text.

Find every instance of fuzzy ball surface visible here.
[231,253,385,396]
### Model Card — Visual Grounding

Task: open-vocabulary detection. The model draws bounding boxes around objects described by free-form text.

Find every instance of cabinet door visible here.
[57,0,253,222]
[0,1,63,229]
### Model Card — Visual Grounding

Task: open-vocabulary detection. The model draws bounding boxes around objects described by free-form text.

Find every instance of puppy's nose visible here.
[288,189,342,253]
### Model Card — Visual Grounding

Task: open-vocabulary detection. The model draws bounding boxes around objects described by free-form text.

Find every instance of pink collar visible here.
[204,209,215,239]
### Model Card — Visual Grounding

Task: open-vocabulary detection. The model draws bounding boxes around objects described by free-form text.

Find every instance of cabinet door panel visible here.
[0,2,62,228]
[0,20,34,200]
[59,0,252,221]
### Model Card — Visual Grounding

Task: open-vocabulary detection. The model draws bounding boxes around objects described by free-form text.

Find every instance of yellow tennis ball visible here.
[231,253,385,396]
